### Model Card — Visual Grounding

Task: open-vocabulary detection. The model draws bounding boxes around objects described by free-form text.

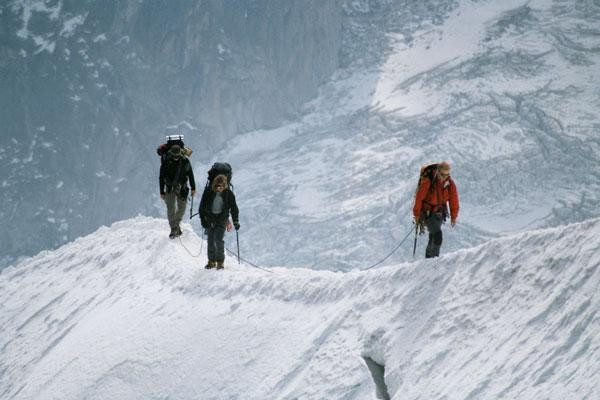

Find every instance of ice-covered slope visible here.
[1,216,599,399]
[3,0,599,272]
[212,0,600,270]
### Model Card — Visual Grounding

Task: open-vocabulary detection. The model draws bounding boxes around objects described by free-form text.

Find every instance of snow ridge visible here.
[1,216,599,399]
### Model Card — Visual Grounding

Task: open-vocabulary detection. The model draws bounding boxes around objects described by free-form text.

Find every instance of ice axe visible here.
[412,219,422,257]
[189,193,200,219]
[189,194,194,219]
[236,230,240,264]
[413,224,418,257]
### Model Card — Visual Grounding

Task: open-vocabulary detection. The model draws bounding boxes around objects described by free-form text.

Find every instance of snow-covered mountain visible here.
[0,0,343,268]
[215,0,600,270]
[1,216,599,399]
[3,1,600,398]
[3,0,599,271]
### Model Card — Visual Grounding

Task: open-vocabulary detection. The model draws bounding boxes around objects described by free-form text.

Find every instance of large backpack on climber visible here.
[206,162,233,190]
[416,163,439,193]
[188,162,234,220]
[413,161,453,225]
[156,134,193,164]
[413,163,440,231]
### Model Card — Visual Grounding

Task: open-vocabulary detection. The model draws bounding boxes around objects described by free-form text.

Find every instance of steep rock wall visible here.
[0,0,343,267]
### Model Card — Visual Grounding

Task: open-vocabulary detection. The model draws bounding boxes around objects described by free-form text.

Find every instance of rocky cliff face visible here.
[6,0,598,270]
[0,0,343,267]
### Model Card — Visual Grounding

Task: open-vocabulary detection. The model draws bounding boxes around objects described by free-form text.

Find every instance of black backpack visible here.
[157,135,186,165]
[206,162,233,188]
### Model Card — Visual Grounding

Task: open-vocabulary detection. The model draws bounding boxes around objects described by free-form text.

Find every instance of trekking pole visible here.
[189,193,201,219]
[189,195,194,219]
[200,229,204,254]
[412,223,418,257]
[236,230,240,264]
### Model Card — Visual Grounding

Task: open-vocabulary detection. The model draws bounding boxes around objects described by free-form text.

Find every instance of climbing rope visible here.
[362,225,417,270]
[177,230,203,258]
[224,246,275,274]
[180,212,417,272]
[176,222,274,273]
[221,224,417,273]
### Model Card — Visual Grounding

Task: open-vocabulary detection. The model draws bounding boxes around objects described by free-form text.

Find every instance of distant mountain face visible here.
[216,0,600,270]
[0,0,347,268]
[2,0,599,270]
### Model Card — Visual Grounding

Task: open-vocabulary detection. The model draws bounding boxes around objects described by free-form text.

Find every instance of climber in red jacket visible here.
[413,161,459,258]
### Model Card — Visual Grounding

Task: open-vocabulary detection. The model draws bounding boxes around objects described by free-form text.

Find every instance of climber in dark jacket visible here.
[159,145,196,238]
[199,174,239,270]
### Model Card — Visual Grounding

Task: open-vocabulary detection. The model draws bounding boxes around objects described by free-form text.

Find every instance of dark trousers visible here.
[206,224,226,262]
[425,213,444,258]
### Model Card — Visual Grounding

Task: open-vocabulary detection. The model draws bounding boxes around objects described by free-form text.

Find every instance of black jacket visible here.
[199,187,239,228]
[159,157,195,195]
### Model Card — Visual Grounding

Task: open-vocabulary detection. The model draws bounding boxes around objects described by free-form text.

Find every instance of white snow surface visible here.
[206,0,600,271]
[1,216,599,399]
[3,0,600,271]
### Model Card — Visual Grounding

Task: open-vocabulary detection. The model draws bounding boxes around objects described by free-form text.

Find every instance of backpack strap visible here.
[166,159,183,191]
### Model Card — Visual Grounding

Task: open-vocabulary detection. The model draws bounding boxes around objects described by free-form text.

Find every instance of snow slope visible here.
[208,0,600,271]
[3,0,599,271]
[1,216,599,399]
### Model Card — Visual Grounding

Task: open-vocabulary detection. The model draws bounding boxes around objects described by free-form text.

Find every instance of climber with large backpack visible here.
[159,144,196,239]
[413,161,459,258]
[156,134,193,164]
[199,163,239,270]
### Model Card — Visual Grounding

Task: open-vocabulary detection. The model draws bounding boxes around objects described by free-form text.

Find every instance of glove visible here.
[233,221,240,231]
[414,216,425,233]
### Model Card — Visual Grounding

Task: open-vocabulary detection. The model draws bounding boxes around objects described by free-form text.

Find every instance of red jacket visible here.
[413,176,459,222]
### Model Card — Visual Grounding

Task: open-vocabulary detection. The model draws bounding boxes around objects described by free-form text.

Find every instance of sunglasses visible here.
[438,171,450,177]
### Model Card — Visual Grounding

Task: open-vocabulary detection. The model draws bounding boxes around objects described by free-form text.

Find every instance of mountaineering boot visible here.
[204,260,216,270]
[175,225,183,237]
[169,227,177,239]
[216,261,224,270]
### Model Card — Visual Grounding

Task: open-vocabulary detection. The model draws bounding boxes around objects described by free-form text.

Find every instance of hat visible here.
[169,145,182,157]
